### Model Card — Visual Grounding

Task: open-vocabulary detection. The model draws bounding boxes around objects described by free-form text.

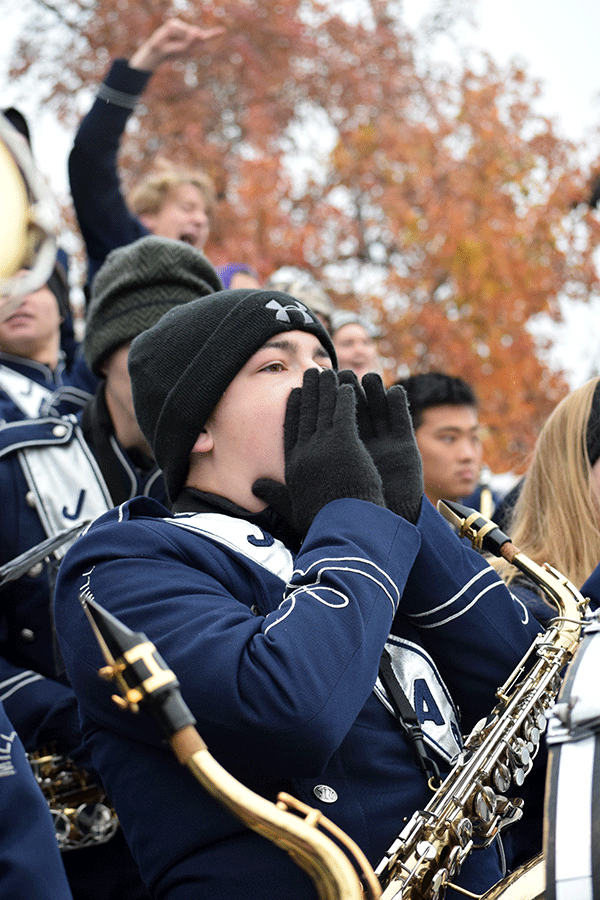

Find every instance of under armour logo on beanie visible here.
[265,298,315,324]
[128,288,338,504]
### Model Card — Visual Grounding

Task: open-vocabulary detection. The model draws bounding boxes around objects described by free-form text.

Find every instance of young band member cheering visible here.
[54,278,543,899]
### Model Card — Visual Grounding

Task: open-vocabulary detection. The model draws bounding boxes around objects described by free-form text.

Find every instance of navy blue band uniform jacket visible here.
[0,351,94,426]
[54,492,542,900]
[0,701,74,899]
[0,402,165,759]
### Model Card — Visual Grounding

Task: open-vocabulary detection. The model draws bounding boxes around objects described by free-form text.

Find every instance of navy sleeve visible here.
[0,702,75,899]
[0,654,86,757]
[581,564,600,612]
[55,499,420,777]
[68,58,153,284]
[508,580,558,626]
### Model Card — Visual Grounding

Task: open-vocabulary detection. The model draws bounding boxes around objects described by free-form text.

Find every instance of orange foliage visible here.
[9,0,600,472]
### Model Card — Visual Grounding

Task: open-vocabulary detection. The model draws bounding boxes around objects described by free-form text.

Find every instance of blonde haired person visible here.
[494,377,600,619]
[127,158,215,235]
[69,18,223,292]
[486,377,600,870]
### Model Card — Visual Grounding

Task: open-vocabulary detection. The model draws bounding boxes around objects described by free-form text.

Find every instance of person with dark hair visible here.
[396,372,486,510]
[54,277,543,899]
[0,236,221,900]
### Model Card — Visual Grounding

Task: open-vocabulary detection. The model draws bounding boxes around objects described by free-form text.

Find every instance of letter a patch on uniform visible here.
[374,635,463,764]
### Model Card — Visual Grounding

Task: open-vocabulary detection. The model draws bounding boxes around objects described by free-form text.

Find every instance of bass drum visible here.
[545,617,600,900]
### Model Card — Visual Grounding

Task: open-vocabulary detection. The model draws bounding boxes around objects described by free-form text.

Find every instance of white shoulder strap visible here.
[18,425,113,558]
[0,364,53,419]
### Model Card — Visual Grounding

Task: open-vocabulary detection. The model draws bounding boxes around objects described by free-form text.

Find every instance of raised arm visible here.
[129,18,224,71]
[68,18,223,285]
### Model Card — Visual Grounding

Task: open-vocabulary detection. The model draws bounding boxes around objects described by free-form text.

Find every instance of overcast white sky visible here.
[406,0,600,144]
[2,0,599,384]
[403,0,600,388]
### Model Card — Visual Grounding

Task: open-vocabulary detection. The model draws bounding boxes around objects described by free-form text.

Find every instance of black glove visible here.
[251,477,295,526]
[254,367,384,535]
[338,370,423,524]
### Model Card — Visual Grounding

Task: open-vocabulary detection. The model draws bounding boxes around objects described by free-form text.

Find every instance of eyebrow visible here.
[260,338,331,358]
[261,338,298,352]
[434,426,480,435]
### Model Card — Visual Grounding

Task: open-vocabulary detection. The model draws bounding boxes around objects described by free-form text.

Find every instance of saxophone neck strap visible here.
[379,648,442,788]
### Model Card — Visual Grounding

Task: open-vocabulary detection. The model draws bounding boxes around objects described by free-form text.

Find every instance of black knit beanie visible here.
[128,289,338,503]
[84,235,223,375]
[586,380,600,468]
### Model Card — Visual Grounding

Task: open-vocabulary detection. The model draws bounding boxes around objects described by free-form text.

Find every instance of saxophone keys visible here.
[492,760,511,793]
[73,801,116,839]
[507,737,530,779]
[445,844,462,878]
[550,673,562,695]
[429,867,449,899]
[473,785,497,824]
[415,840,437,862]
[515,738,530,765]
[523,714,543,751]
[52,810,74,849]
[496,796,524,827]
[533,705,548,732]
[453,817,473,848]
[512,767,526,787]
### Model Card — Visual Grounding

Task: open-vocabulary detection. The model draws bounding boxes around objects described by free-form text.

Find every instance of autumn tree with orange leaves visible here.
[8,0,600,471]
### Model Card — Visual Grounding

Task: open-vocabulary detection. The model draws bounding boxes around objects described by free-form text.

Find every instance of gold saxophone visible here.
[80,594,381,900]
[78,500,586,900]
[374,500,588,900]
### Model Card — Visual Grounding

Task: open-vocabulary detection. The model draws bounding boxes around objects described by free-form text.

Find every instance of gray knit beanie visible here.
[128,289,338,503]
[84,235,223,375]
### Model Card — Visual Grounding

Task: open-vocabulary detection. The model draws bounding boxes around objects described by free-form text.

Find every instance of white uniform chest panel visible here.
[168,512,295,582]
